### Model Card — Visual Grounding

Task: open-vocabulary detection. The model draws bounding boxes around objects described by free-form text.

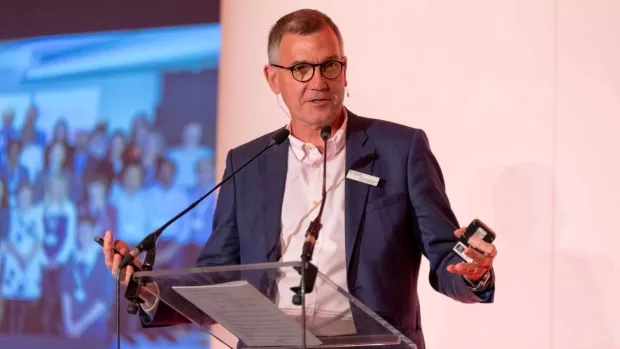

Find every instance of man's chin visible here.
[302,107,341,125]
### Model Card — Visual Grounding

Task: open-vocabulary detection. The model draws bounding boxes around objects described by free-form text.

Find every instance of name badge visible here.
[346,170,380,187]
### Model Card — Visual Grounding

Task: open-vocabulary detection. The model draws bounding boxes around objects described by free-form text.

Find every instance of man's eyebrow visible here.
[289,55,342,66]
[289,60,311,66]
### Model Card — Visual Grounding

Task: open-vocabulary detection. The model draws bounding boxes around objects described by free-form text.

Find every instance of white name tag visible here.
[346,170,380,187]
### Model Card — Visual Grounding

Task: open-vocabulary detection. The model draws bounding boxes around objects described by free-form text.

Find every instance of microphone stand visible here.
[125,247,155,314]
[290,126,331,349]
[124,224,166,314]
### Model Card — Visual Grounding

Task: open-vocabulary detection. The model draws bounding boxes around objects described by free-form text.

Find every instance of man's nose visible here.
[308,68,328,90]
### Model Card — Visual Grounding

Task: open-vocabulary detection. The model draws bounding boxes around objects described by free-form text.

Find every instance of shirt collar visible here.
[287,108,348,163]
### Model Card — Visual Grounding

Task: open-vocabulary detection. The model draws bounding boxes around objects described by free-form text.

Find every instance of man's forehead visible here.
[278,28,342,63]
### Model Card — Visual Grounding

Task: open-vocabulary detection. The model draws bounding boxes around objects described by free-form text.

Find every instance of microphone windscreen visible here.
[271,128,290,146]
[320,125,332,141]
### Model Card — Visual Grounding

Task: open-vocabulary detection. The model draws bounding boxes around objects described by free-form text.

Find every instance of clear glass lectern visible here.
[133,261,416,349]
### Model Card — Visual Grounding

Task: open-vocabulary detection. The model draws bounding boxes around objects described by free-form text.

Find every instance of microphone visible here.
[119,127,290,270]
[291,125,331,306]
[300,125,331,258]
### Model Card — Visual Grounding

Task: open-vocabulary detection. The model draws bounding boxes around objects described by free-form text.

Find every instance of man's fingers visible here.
[124,266,134,285]
[447,262,483,276]
[467,236,497,256]
[103,231,113,269]
[464,248,493,268]
[453,228,466,238]
[114,239,130,254]
[112,253,121,277]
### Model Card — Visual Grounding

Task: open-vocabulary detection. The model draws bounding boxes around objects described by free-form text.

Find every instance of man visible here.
[103,9,497,349]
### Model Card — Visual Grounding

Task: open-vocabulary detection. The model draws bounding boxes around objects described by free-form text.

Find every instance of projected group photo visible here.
[0,23,220,349]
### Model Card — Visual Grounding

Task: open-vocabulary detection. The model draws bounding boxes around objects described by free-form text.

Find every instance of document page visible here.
[172,281,323,347]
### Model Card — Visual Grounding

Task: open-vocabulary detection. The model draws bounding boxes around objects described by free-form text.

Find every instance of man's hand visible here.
[102,230,141,286]
[102,231,159,308]
[447,228,497,281]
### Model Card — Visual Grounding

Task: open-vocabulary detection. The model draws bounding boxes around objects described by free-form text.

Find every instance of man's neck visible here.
[290,109,345,153]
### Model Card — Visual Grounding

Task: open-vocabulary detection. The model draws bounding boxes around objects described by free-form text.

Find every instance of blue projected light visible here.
[0,24,220,349]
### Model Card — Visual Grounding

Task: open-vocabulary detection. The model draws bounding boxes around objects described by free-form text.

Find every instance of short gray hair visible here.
[267,9,344,64]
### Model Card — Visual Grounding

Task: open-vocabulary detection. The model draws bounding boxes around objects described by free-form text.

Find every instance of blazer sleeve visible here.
[139,150,242,328]
[407,129,494,304]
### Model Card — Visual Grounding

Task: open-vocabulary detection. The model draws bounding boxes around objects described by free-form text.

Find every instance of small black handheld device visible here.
[453,219,496,263]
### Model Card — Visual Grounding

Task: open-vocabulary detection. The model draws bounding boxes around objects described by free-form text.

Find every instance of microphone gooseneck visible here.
[300,125,331,261]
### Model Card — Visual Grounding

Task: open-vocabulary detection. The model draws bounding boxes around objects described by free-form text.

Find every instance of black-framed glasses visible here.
[271,60,346,82]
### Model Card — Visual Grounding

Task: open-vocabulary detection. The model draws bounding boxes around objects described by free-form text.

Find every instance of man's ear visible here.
[264,65,281,94]
[342,56,348,86]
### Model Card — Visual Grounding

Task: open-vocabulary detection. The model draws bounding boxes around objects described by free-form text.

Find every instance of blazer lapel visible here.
[344,113,376,277]
[260,138,289,262]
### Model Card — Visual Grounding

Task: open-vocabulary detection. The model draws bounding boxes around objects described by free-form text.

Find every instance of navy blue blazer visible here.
[145,110,494,349]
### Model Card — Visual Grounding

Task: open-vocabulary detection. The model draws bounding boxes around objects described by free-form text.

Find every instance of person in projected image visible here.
[0,139,30,206]
[73,127,114,205]
[0,178,10,320]
[0,107,19,160]
[102,9,498,349]
[34,141,79,203]
[111,162,149,247]
[61,213,113,348]
[128,113,151,156]
[73,130,90,179]
[83,128,114,185]
[52,118,71,145]
[107,131,127,178]
[40,173,77,336]
[79,174,117,241]
[167,121,214,189]
[145,158,191,269]
[1,183,46,334]
[51,118,76,166]
[140,131,166,189]
[18,123,44,184]
[0,178,9,247]
[186,157,216,264]
[1,108,18,139]
[24,105,46,146]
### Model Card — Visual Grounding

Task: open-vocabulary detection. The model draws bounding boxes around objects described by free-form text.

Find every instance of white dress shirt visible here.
[276,111,354,335]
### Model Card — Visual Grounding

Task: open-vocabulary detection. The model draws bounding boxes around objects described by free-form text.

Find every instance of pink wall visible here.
[216,1,620,348]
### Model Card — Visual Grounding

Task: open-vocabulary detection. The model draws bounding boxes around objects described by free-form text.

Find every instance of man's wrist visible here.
[463,268,493,293]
